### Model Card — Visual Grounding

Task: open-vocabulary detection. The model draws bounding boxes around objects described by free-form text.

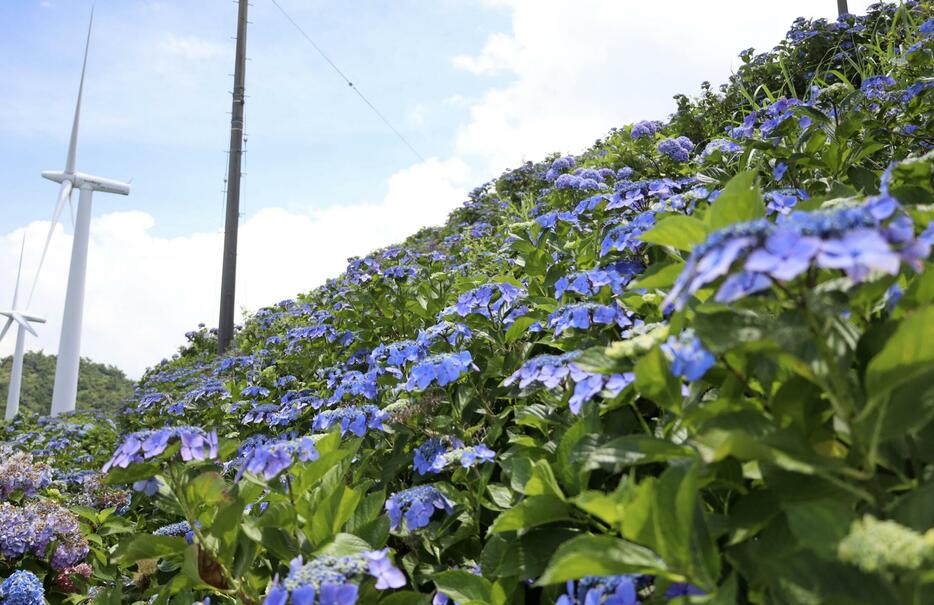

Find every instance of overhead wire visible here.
[268,0,427,163]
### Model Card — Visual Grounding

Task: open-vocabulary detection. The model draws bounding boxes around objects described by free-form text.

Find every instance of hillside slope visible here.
[0,350,133,415]
[2,3,934,604]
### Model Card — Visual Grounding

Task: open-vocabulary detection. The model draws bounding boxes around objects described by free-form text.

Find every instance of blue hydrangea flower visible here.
[657,136,694,162]
[0,500,89,569]
[405,352,476,392]
[545,155,576,180]
[773,161,788,181]
[504,352,635,414]
[860,75,896,100]
[701,138,743,160]
[661,332,716,382]
[103,426,219,472]
[264,550,406,605]
[556,575,641,605]
[0,570,44,605]
[242,384,270,399]
[237,436,320,481]
[547,302,634,336]
[764,188,806,215]
[664,583,706,598]
[554,263,641,298]
[312,405,388,437]
[441,283,526,322]
[816,228,902,281]
[600,212,656,257]
[413,438,450,475]
[328,370,379,404]
[385,485,454,531]
[631,120,662,139]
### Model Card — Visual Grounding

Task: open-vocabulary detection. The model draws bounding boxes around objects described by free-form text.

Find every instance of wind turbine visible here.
[1,236,47,421]
[33,9,130,417]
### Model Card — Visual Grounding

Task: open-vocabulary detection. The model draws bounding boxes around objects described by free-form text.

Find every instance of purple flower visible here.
[657,136,694,162]
[661,333,715,382]
[701,138,743,160]
[744,228,821,281]
[0,570,44,605]
[386,485,454,531]
[312,405,388,438]
[405,352,476,392]
[773,161,788,181]
[631,120,662,139]
[238,436,320,481]
[816,229,901,281]
[103,426,219,472]
[557,575,639,605]
[364,549,408,589]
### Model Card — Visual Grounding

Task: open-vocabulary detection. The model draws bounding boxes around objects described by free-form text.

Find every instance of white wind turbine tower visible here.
[1,236,46,421]
[32,9,131,416]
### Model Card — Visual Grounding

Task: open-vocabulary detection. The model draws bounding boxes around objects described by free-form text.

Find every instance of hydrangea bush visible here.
[2,4,934,603]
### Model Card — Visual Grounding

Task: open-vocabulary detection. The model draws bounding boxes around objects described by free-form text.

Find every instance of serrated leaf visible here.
[639,215,708,251]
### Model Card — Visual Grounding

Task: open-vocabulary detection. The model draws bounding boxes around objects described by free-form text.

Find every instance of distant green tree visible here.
[0,351,134,416]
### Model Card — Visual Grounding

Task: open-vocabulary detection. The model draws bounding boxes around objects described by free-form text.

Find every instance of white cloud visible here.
[0,158,472,379]
[450,0,879,170]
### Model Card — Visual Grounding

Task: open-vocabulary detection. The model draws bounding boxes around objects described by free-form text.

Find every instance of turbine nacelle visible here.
[41,170,131,196]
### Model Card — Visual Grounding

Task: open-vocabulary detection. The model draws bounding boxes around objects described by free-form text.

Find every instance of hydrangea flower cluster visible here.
[416,321,472,347]
[657,136,694,162]
[440,283,526,322]
[701,138,743,160]
[237,436,320,480]
[554,171,609,192]
[663,199,932,311]
[264,550,406,605]
[661,332,716,382]
[0,500,89,569]
[0,447,51,500]
[556,575,644,605]
[0,570,44,605]
[631,120,663,139]
[545,155,576,180]
[385,485,454,531]
[405,351,476,392]
[327,370,379,404]
[504,352,635,414]
[764,188,808,215]
[547,302,634,336]
[153,520,195,543]
[103,426,219,472]
[312,405,388,437]
[554,263,637,298]
[412,438,495,475]
[600,212,656,257]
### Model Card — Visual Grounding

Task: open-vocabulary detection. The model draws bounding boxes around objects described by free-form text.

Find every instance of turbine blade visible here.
[27,180,72,308]
[11,312,37,338]
[11,233,25,309]
[68,194,76,228]
[66,7,94,174]
[0,318,12,342]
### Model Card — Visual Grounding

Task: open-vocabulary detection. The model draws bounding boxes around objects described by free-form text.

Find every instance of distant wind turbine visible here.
[1,236,46,421]
[32,9,131,416]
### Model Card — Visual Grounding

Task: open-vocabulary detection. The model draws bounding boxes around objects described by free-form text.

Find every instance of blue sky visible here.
[0,0,511,236]
[0,0,879,376]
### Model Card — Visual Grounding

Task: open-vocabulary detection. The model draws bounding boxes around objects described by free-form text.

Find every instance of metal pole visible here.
[51,186,93,416]
[6,325,26,420]
[218,0,249,354]
[837,0,849,16]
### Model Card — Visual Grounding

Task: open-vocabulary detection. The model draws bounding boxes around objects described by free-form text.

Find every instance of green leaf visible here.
[523,460,565,499]
[491,495,571,533]
[505,315,541,343]
[630,262,684,290]
[576,434,693,471]
[865,306,934,400]
[112,535,188,565]
[103,463,160,486]
[639,215,709,252]
[537,535,668,585]
[314,533,373,557]
[433,570,493,604]
[634,346,682,412]
[707,170,765,230]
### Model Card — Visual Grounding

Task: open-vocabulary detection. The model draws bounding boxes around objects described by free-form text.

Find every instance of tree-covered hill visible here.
[2,3,934,604]
[0,350,133,416]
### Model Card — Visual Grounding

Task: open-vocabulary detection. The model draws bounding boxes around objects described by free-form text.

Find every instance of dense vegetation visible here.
[0,351,133,416]
[2,3,934,604]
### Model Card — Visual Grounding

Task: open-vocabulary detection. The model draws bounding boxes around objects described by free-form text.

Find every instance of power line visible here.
[268,0,427,163]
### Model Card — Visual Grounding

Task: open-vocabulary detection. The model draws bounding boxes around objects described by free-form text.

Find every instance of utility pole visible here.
[837,0,849,16]
[218,0,249,353]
